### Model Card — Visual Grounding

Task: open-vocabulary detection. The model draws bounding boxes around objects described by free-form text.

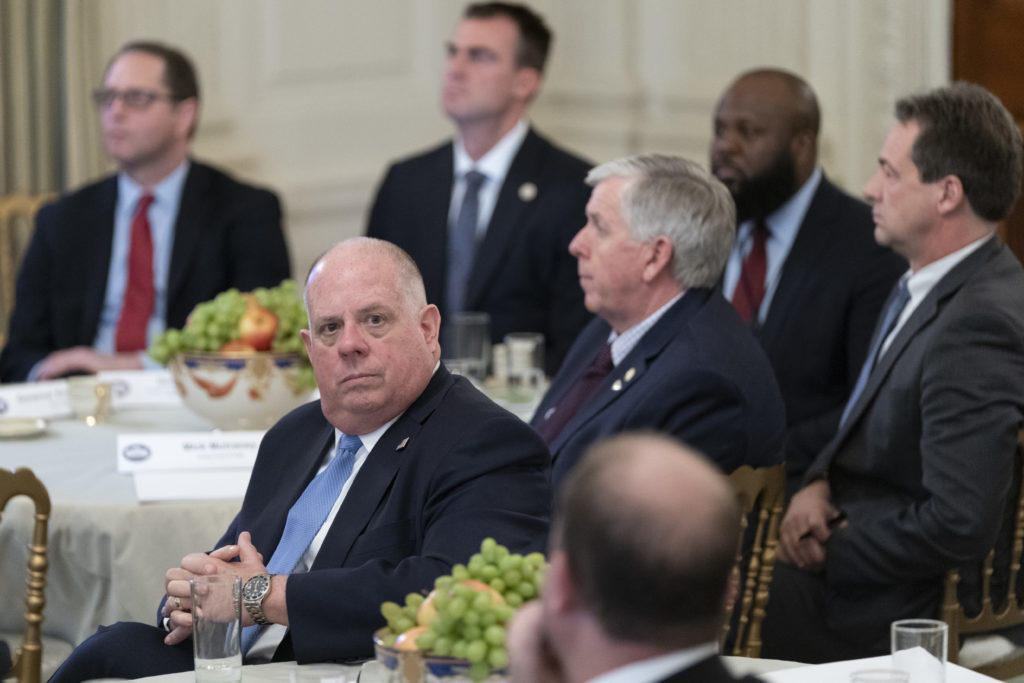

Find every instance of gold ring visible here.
[174,596,182,610]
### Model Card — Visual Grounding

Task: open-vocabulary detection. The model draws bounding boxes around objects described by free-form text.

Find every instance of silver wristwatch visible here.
[242,574,273,626]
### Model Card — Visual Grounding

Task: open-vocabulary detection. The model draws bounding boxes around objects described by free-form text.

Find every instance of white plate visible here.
[0,417,48,439]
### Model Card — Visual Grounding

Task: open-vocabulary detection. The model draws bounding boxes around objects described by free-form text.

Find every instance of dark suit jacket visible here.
[803,238,1024,647]
[751,177,905,492]
[208,367,551,662]
[365,128,593,375]
[532,288,786,489]
[0,161,291,382]
[659,656,765,682]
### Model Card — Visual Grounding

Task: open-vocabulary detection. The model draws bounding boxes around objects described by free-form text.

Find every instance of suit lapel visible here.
[311,368,452,569]
[549,292,706,457]
[465,129,543,310]
[834,238,1001,437]
[80,178,119,341]
[166,162,208,307]
[757,179,837,347]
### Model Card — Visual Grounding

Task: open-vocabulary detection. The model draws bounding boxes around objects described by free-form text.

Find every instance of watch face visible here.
[243,575,269,600]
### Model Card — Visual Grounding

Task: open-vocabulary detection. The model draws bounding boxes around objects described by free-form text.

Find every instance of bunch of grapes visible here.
[147,279,315,389]
[379,538,547,682]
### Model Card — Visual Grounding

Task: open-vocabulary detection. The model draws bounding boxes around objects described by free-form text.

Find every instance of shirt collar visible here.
[586,643,719,683]
[607,292,684,366]
[453,119,529,183]
[739,165,822,248]
[117,159,190,211]
[905,233,993,303]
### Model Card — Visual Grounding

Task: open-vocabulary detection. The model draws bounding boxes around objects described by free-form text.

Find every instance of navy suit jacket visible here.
[533,288,786,489]
[659,656,765,682]
[792,238,1024,649]
[365,128,593,375]
[0,161,291,382]
[751,177,905,492]
[210,367,551,662]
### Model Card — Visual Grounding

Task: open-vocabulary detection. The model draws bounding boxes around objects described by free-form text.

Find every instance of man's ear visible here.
[174,97,199,139]
[544,551,579,614]
[421,304,442,347]
[514,67,542,103]
[642,236,674,283]
[936,174,966,217]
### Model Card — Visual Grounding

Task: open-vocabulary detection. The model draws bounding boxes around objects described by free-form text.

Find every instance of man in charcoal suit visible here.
[0,41,290,383]
[366,2,591,375]
[50,238,551,679]
[761,83,1024,662]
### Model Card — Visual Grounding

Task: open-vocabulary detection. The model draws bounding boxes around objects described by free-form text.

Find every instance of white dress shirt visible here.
[450,119,529,239]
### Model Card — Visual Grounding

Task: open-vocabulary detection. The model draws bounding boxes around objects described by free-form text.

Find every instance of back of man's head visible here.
[553,432,740,647]
[463,2,552,72]
[585,155,736,289]
[895,81,1022,223]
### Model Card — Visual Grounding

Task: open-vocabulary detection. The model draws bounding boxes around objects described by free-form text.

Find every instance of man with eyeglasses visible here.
[0,41,290,383]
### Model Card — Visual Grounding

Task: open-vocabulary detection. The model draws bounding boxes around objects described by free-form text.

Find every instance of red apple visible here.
[221,340,257,354]
[237,295,278,351]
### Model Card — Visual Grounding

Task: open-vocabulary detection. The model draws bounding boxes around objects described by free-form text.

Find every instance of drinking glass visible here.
[191,574,242,683]
[891,618,947,683]
[444,312,491,383]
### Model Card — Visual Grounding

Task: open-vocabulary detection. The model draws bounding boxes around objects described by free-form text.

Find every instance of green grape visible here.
[487,647,508,670]
[394,616,414,634]
[445,597,468,619]
[465,639,487,663]
[472,591,493,611]
[451,640,468,660]
[469,661,491,681]
[498,554,522,571]
[462,624,482,641]
[451,563,470,581]
[381,601,402,621]
[517,581,536,599]
[504,592,523,608]
[405,593,424,610]
[480,610,497,627]
[484,624,505,646]
[480,564,499,581]
[488,578,506,594]
[432,636,453,656]
[503,569,522,587]
[415,630,437,651]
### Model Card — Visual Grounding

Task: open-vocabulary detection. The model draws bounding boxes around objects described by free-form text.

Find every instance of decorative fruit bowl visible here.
[170,350,315,430]
[373,628,508,683]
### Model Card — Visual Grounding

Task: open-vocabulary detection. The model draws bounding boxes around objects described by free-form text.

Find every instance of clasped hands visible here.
[161,530,266,646]
[776,479,846,571]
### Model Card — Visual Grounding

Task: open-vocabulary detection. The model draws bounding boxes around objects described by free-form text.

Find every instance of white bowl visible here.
[170,351,315,430]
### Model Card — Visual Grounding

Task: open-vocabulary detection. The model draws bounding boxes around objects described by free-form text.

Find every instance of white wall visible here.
[71,0,951,277]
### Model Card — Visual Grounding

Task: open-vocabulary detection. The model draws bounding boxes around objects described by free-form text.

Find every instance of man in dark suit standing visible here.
[531,154,785,490]
[0,41,290,383]
[711,69,905,494]
[761,83,1024,662]
[49,238,551,680]
[508,432,765,683]
[366,2,592,376]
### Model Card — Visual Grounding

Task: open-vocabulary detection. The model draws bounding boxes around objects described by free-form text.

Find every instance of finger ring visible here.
[174,596,182,610]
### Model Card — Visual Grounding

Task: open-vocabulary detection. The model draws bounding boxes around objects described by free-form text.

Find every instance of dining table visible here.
[0,393,243,648]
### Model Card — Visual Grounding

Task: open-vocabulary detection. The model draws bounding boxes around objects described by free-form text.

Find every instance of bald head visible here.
[711,68,820,222]
[554,432,740,646]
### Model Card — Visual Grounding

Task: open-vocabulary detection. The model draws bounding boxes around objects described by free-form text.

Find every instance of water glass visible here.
[891,618,947,683]
[444,311,491,382]
[851,670,909,683]
[191,574,242,683]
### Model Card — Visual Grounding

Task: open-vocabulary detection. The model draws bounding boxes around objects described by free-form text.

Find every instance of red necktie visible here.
[115,194,155,351]
[732,220,769,323]
[536,343,614,445]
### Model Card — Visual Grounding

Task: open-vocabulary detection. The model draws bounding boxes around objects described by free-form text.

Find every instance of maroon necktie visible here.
[115,194,155,352]
[732,220,769,323]
[536,343,614,445]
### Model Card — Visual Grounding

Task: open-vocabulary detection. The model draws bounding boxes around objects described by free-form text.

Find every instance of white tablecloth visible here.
[0,405,242,646]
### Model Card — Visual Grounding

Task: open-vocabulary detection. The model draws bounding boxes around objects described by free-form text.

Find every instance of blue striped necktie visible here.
[241,433,362,655]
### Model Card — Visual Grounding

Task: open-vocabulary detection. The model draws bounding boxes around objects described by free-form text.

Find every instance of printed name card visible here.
[117,431,264,501]
[99,369,182,408]
[0,380,71,418]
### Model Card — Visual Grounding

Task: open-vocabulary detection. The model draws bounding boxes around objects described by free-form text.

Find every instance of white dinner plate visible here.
[0,417,48,439]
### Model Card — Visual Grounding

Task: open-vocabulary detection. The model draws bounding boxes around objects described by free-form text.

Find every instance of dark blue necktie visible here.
[839,279,911,428]
[241,433,362,654]
[446,170,487,318]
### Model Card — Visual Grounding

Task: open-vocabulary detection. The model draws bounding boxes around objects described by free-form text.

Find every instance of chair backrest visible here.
[0,467,51,683]
[723,462,786,658]
[0,193,52,348]
[942,430,1024,678]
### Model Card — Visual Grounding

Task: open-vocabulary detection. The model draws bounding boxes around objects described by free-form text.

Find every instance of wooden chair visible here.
[0,468,51,683]
[0,193,52,348]
[943,434,1024,679]
[722,462,786,658]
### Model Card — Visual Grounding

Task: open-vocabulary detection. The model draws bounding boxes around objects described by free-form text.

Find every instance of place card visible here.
[117,431,264,501]
[0,380,71,418]
[98,369,182,408]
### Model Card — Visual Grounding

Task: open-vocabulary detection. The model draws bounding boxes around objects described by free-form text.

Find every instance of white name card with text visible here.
[117,431,264,501]
[0,381,71,418]
[99,369,182,408]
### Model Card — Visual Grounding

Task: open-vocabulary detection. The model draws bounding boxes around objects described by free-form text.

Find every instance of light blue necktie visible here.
[446,169,487,318]
[241,433,363,655]
[839,279,911,428]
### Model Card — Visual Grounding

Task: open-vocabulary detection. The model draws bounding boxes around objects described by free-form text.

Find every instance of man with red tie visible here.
[711,69,905,495]
[530,154,785,491]
[0,41,289,383]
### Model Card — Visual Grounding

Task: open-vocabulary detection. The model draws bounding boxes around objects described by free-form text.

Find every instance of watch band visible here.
[243,574,273,626]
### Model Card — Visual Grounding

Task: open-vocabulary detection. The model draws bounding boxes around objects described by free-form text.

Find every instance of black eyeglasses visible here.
[91,88,180,110]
